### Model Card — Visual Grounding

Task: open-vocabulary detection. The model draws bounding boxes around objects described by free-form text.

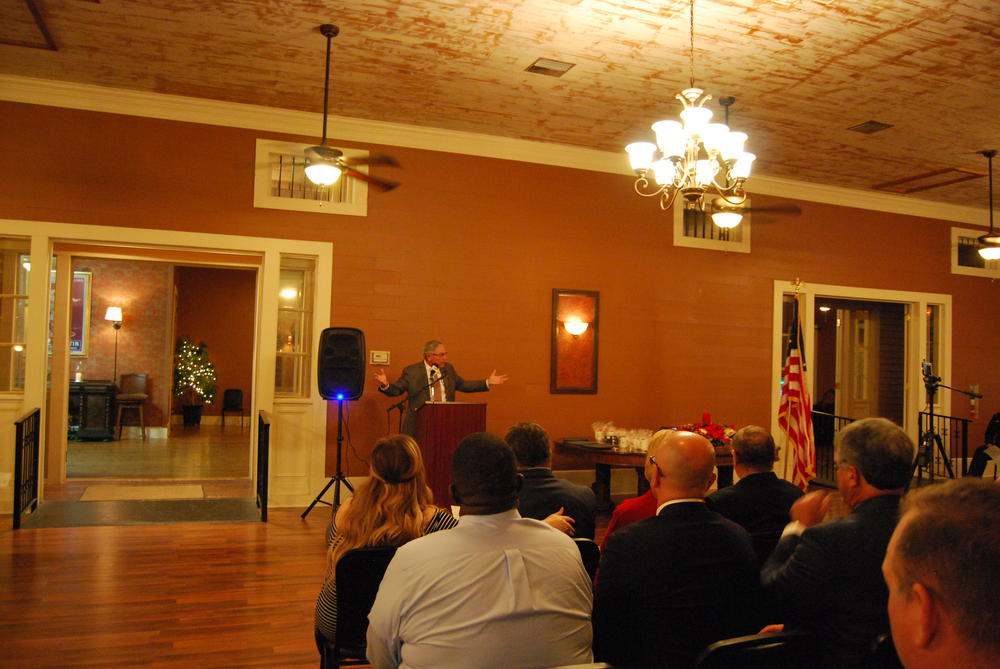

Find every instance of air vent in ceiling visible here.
[525,58,575,77]
[847,120,894,134]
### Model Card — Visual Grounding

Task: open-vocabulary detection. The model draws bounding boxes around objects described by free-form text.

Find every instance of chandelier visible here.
[625,0,755,227]
[978,150,1000,260]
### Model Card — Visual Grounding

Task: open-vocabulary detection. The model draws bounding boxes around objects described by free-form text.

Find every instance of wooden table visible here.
[557,440,734,511]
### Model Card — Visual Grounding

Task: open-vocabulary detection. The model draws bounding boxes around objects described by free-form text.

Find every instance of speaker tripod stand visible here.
[302,397,354,518]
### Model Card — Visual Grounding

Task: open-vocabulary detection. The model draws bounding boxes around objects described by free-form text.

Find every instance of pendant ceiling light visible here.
[977,149,1000,260]
[303,24,401,191]
[625,0,755,227]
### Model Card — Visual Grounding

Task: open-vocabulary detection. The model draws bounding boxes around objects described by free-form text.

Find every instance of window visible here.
[253,139,369,216]
[951,227,1000,278]
[673,198,751,253]
[0,241,31,391]
[274,256,315,397]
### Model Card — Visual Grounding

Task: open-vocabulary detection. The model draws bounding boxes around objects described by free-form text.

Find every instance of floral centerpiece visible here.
[678,412,736,448]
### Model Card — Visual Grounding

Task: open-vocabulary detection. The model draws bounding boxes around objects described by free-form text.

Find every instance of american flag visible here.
[778,293,815,490]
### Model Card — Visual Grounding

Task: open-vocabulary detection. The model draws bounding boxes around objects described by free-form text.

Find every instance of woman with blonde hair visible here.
[314,434,457,646]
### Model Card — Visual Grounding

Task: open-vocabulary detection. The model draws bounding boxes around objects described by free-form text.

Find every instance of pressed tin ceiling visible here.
[1,0,998,206]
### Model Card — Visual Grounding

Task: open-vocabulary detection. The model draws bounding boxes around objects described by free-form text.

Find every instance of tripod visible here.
[911,363,982,487]
[302,398,355,518]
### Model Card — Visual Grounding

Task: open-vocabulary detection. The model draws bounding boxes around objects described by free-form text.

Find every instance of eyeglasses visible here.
[648,454,667,478]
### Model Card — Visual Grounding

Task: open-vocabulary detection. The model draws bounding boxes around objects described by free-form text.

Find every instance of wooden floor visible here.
[0,508,331,668]
[67,424,251,480]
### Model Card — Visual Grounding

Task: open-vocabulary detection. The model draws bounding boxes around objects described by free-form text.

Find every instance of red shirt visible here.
[601,489,658,548]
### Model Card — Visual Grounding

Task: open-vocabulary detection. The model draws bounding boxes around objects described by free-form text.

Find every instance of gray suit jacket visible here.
[378,361,488,435]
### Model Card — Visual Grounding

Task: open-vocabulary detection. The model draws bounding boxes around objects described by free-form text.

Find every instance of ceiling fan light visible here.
[305,161,342,186]
[625,142,657,171]
[712,211,743,228]
[978,239,1000,260]
[978,232,1000,245]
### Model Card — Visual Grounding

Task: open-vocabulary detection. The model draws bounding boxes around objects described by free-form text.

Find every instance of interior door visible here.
[836,307,880,419]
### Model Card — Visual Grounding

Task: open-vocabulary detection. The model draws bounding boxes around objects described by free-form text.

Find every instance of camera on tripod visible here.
[921,360,940,387]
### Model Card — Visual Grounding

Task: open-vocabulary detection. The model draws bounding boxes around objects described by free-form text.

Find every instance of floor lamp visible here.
[105,306,122,383]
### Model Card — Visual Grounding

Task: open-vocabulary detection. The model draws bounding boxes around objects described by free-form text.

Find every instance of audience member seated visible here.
[593,429,762,669]
[315,435,456,648]
[882,478,1000,669]
[706,425,803,562]
[506,421,598,539]
[366,432,593,669]
[761,417,914,669]
[600,432,662,548]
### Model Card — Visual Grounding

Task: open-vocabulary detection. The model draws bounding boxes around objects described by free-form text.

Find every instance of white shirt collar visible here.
[457,508,521,525]
[655,498,705,515]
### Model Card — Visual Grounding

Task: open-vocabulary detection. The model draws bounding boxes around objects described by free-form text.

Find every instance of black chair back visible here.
[319,544,399,668]
[222,388,243,411]
[574,538,600,582]
[694,630,814,669]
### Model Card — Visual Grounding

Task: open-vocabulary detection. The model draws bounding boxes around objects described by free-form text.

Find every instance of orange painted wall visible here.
[173,267,256,416]
[4,101,998,476]
[70,257,172,426]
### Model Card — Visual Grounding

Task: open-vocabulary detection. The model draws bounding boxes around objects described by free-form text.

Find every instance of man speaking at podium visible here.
[375,340,508,436]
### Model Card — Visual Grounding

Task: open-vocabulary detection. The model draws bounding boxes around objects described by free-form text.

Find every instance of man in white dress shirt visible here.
[366,432,593,669]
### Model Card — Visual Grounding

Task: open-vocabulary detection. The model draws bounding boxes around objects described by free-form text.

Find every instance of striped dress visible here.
[314,508,458,643]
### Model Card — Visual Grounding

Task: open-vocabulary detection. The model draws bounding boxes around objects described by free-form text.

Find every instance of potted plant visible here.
[173,337,218,426]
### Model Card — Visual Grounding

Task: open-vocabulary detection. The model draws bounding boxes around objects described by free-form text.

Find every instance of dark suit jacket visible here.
[761,494,901,669]
[706,471,804,562]
[378,361,488,436]
[517,468,598,540]
[593,501,762,669]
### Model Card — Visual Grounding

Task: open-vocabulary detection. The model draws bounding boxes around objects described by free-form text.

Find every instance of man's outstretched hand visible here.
[488,370,509,386]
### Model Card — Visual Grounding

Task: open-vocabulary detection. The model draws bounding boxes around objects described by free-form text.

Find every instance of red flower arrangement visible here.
[677,412,737,448]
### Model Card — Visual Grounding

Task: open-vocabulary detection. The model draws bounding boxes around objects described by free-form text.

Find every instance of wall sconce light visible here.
[564,318,590,336]
[105,306,123,382]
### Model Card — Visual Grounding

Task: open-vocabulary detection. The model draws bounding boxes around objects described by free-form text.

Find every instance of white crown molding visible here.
[1,74,990,226]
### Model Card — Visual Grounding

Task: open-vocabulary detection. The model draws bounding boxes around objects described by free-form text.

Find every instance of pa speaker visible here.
[317,327,365,400]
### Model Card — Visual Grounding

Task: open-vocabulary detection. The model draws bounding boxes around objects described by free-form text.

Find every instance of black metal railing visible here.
[13,408,41,530]
[811,411,856,488]
[256,410,270,522]
[916,411,970,480]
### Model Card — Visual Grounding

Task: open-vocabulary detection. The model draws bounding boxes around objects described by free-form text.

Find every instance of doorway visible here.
[53,254,258,503]
[770,280,951,481]
[812,298,906,426]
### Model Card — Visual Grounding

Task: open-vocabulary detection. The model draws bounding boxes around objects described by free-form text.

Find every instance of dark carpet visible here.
[18,498,262,529]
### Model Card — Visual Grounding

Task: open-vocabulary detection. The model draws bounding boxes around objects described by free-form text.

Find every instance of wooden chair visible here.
[115,373,148,441]
[693,630,814,669]
[316,545,399,668]
[220,388,244,428]
[574,538,600,582]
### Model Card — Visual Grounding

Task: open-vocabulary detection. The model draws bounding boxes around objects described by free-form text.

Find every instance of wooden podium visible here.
[415,402,486,506]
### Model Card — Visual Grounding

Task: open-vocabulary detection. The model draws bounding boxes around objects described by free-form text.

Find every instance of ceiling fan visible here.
[706,197,803,228]
[304,24,401,192]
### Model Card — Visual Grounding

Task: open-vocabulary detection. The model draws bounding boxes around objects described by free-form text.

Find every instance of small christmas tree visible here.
[173,338,218,405]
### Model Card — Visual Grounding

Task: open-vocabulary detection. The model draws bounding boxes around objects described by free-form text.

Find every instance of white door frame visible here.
[0,219,333,512]
[771,280,951,463]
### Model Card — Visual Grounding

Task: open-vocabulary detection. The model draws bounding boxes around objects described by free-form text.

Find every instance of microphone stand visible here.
[382,367,451,433]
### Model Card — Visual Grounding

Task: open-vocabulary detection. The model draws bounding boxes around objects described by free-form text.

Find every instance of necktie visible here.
[432,368,446,402]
